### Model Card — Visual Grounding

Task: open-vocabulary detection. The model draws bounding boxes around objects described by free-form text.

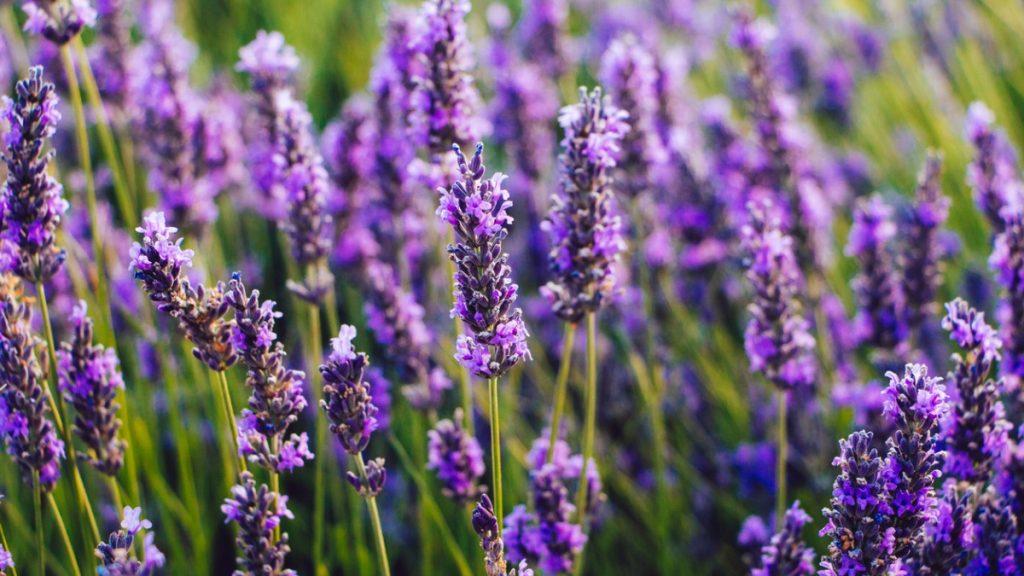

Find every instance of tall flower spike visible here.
[0,290,64,491]
[22,0,96,45]
[517,0,569,78]
[90,0,133,121]
[363,261,430,387]
[752,501,814,576]
[57,301,125,476]
[225,276,312,473]
[901,153,949,335]
[438,144,530,379]
[990,209,1024,391]
[912,484,973,574]
[0,541,12,575]
[1,66,68,283]
[530,463,587,573]
[819,430,893,576]
[222,471,296,576]
[848,195,906,350]
[95,505,166,576]
[410,0,484,154]
[880,364,948,559]
[940,298,1011,483]
[542,87,629,323]
[965,101,1023,231]
[967,488,1019,574]
[130,212,237,371]
[427,408,485,503]
[741,199,816,391]
[319,324,379,456]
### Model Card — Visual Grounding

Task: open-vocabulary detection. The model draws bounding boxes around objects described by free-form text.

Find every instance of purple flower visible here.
[96,506,165,576]
[130,212,237,371]
[0,543,12,574]
[741,200,816,391]
[989,210,1024,391]
[965,101,1023,231]
[1,66,68,283]
[940,298,1011,483]
[22,0,95,45]
[819,430,894,576]
[912,483,973,574]
[473,494,509,576]
[0,285,64,491]
[90,0,133,121]
[528,463,587,573]
[901,154,950,335]
[363,261,430,384]
[319,325,379,456]
[752,501,814,576]
[409,0,484,154]
[542,88,629,323]
[225,275,311,473]
[966,488,1019,574]
[347,456,386,498]
[222,471,296,576]
[427,409,485,503]
[438,144,530,378]
[517,0,569,78]
[57,300,125,476]
[848,195,906,349]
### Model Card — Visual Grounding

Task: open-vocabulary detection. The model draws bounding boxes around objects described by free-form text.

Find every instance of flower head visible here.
[427,409,485,503]
[23,0,95,45]
[752,502,814,576]
[222,471,295,576]
[319,325,379,455]
[95,506,165,576]
[965,101,1023,230]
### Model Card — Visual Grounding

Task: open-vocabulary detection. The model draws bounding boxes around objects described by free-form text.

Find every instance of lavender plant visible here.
[95,506,166,575]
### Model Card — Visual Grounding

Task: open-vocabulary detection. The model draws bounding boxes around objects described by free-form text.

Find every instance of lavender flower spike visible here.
[940,298,1011,483]
[741,200,816,391]
[752,501,814,576]
[990,209,1024,391]
[530,463,587,573]
[58,300,126,476]
[225,276,312,473]
[473,494,508,576]
[438,144,530,378]
[901,153,949,334]
[848,195,906,349]
[880,364,948,559]
[222,471,296,576]
[965,101,1023,231]
[428,408,485,503]
[95,505,166,575]
[319,324,379,456]
[0,289,64,491]
[1,66,69,283]
[542,88,629,323]
[912,484,973,574]
[22,0,96,45]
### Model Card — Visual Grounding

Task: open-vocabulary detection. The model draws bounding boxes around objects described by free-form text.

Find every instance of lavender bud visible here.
[472,494,508,576]
[95,506,166,576]
[752,501,814,576]
[965,101,1023,231]
[57,301,125,475]
[427,408,485,503]
[912,484,973,574]
[530,463,586,573]
[222,471,296,576]
[319,325,379,455]
[1,66,68,283]
[541,88,629,323]
[848,195,906,349]
[901,154,949,334]
[990,210,1024,391]
[22,0,95,45]
[438,144,530,378]
[346,456,386,498]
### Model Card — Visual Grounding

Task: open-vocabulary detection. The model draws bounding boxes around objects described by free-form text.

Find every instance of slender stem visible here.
[576,312,598,525]
[547,323,577,464]
[308,301,326,576]
[33,475,43,576]
[215,370,247,475]
[487,377,504,533]
[106,475,124,513]
[355,453,392,576]
[776,390,788,526]
[46,493,83,576]
[0,6,29,76]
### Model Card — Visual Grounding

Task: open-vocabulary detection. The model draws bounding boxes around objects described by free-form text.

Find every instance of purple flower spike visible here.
[965,101,1023,231]
[438,143,530,379]
[848,195,906,349]
[96,505,166,576]
[530,463,587,573]
[222,471,296,576]
[0,286,64,491]
[518,0,569,78]
[473,494,509,576]
[741,200,816,391]
[542,87,629,323]
[901,154,949,334]
[912,484,973,574]
[428,408,485,503]
[990,210,1024,390]
[57,301,125,476]
[940,298,1011,483]
[819,431,893,576]
[90,0,132,121]
[410,0,484,154]
[363,261,431,387]
[22,0,95,45]
[319,325,379,456]
[225,276,312,473]
[752,501,814,576]
[1,66,68,283]
[236,30,299,93]
[347,456,386,498]
[880,364,948,559]
[966,488,1019,574]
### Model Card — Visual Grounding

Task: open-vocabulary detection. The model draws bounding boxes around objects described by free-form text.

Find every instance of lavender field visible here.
[0,0,1022,574]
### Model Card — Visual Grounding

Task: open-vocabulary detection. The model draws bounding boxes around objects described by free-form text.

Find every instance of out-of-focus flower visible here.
[22,0,95,45]
[222,471,295,576]
[752,501,814,576]
[95,505,166,575]
[901,154,949,336]
[848,195,906,350]
[517,0,569,78]
[912,484,973,574]
[427,408,485,503]
[965,101,1022,231]
[990,210,1024,391]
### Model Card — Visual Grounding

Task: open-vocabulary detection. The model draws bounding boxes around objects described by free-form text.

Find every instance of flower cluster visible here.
[95,506,166,576]
[427,408,485,503]
[911,485,974,574]
[542,88,629,323]
[348,456,387,498]
[90,0,133,120]
[965,101,1022,230]
[319,325,380,456]
[225,276,312,473]
[848,195,906,350]
[438,143,530,378]
[751,502,814,576]
[900,153,950,335]
[57,300,125,476]
[222,471,295,576]
[1,66,68,283]
[22,0,95,45]
[990,209,1024,390]
[473,495,534,576]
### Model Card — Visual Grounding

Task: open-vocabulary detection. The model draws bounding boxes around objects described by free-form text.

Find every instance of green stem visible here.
[33,474,43,576]
[47,493,83,576]
[1,6,29,76]
[576,313,598,525]
[487,377,504,533]
[308,301,327,576]
[355,453,392,576]
[776,390,788,527]
[215,370,248,475]
[106,475,124,513]
[546,323,577,464]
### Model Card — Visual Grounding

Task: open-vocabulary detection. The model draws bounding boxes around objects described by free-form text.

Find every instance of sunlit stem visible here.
[546,322,577,464]
[487,376,504,533]
[47,493,83,576]
[355,453,392,576]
